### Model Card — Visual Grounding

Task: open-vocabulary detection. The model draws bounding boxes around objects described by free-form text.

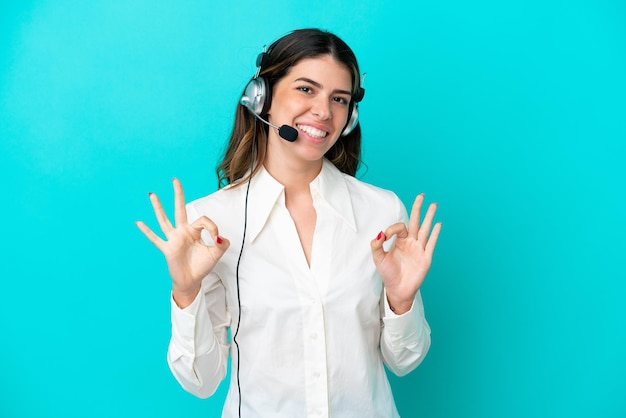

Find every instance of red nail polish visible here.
[376,232,383,240]
[148,192,153,196]
[216,236,223,244]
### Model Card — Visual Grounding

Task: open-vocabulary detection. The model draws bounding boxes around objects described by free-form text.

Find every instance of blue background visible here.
[1,0,625,417]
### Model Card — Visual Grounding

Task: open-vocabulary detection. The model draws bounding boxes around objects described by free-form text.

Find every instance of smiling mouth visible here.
[297,124,328,139]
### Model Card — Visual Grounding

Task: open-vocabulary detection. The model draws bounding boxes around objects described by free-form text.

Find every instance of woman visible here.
[136,28,441,417]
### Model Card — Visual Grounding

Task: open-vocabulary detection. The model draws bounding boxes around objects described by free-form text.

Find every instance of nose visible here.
[311,95,332,121]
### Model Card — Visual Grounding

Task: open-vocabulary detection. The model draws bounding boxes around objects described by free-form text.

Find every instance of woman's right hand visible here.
[136,178,230,308]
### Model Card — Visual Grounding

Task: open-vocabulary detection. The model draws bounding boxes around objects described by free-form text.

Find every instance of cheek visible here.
[327,134,342,149]
[337,103,351,121]
[271,96,306,119]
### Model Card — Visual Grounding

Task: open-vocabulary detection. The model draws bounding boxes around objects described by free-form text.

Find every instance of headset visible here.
[240,48,365,140]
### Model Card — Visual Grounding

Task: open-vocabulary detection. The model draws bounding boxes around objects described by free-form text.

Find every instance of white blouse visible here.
[168,159,431,417]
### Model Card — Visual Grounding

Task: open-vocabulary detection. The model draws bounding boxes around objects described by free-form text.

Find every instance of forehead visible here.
[284,55,352,89]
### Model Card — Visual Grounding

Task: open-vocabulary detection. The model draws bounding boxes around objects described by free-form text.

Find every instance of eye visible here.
[333,96,350,106]
[297,86,313,94]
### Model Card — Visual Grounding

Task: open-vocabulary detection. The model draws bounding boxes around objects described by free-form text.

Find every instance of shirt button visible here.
[310,333,318,340]
[313,371,320,378]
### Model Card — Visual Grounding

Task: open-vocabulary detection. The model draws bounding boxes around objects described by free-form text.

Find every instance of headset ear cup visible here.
[260,77,272,116]
[341,104,359,136]
[241,77,270,116]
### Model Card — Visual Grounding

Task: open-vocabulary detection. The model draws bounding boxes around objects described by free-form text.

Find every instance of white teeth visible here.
[297,124,327,138]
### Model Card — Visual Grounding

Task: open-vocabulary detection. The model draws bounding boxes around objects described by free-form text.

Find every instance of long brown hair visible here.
[216,28,364,188]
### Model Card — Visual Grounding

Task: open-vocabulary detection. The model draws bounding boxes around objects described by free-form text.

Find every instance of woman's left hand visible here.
[370,194,442,315]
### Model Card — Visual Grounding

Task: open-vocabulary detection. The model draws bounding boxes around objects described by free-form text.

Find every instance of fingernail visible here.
[216,236,223,244]
[148,192,153,196]
[376,231,383,240]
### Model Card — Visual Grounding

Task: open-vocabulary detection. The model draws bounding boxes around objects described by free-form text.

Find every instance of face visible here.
[266,54,353,166]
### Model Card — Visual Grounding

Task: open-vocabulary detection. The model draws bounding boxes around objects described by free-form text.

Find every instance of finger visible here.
[173,178,188,226]
[425,222,442,257]
[208,234,230,261]
[189,215,220,239]
[370,231,387,265]
[384,222,409,240]
[191,216,231,261]
[149,192,174,233]
[417,202,438,244]
[135,220,166,251]
[189,216,232,254]
[408,194,425,239]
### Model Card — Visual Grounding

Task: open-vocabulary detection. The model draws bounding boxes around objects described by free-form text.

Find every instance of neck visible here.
[264,153,324,194]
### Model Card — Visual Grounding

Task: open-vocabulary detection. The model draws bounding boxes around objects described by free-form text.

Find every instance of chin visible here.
[295,143,335,162]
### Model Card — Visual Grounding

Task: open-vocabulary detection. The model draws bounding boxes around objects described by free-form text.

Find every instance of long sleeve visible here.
[378,192,432,376]
[163,161,434,416]
[167,271,231,398]
[379,289,431,376]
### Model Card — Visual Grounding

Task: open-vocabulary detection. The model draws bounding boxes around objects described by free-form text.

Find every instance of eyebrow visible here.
[294,77,352,96]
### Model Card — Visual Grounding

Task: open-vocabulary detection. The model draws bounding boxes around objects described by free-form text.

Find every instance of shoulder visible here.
[343,173,402,205]
[340,173,407,224]
[186,184,246,223]
[322,159,400,204]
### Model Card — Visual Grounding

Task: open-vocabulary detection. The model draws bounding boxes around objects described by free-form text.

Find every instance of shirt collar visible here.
[247,158,357,242]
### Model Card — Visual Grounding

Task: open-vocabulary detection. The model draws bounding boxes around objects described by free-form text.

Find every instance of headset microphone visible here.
[277,124,298,142]
[240,96,299,142]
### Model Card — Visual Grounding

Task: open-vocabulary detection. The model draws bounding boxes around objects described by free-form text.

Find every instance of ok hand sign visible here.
[136,178,229,308]
[370,194,441,315]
